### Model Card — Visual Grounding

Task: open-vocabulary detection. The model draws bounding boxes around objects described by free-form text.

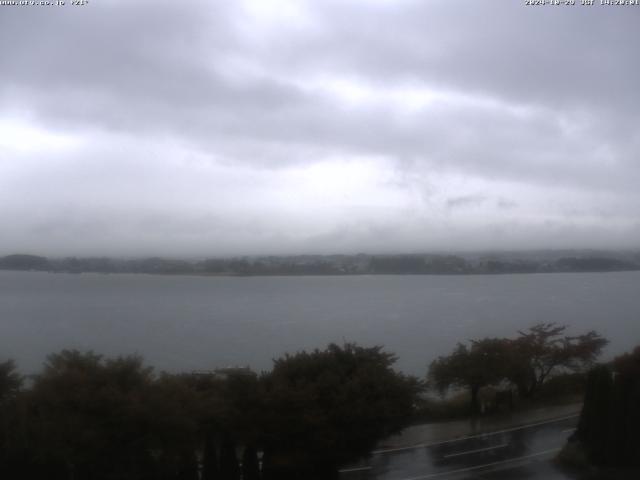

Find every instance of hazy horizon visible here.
[2,247,639,263]
[2,1,639,256]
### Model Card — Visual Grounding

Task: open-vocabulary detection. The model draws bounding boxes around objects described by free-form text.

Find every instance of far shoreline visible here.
[2,267,640,278]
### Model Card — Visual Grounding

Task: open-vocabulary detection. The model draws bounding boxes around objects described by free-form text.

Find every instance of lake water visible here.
[1,270,639,375]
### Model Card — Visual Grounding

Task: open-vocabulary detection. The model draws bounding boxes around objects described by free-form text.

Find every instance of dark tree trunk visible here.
[577,365,613,465]
[219,438,239,480]
[242,446,260,480]
[513,368,538,399]
[202,433,219,480]
[177,452,199,480]
[470,384,481,416]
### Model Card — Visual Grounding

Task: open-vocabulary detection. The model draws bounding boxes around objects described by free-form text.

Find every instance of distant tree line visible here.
[1,252,639,276]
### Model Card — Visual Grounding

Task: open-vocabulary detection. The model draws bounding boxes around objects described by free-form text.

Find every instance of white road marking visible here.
[561,428,575,433]
[372,413,579,455]
[443,443,508,459]
[400,447,562,480]
[338,466,372,473]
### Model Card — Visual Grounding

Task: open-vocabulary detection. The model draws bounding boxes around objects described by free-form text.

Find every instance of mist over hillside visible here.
[2,250,638,276]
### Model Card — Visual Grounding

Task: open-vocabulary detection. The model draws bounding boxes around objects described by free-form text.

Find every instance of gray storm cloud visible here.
[0,0,639,256]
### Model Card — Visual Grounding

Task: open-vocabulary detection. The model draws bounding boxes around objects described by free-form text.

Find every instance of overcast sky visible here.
[1,0,639,257]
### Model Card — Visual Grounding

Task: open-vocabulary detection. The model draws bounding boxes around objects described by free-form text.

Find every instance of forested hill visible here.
[1,251,639,276]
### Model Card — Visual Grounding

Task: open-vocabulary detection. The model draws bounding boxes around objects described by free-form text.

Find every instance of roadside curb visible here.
[374,403,582,453]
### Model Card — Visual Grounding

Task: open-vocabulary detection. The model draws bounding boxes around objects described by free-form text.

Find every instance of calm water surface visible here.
[1,270,639,375]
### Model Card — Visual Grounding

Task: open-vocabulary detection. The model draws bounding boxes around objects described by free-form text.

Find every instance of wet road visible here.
[339,415,580,480]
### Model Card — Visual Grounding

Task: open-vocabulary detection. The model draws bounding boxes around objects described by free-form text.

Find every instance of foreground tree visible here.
[429,338,510,415]
[569,346,640,468]
[0,359,22,402]
[1,346,421,479]
[260,343,422,479]
[0,360,24,476]
[23,351,161,479]
[428,324,608,413]
[508,323,608,398]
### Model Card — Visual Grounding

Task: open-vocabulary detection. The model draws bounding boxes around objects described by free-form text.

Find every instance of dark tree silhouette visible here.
[201,431,220,480]
[18,351,157,479]
[429,338,511,415]
[574,346,640,467]
[0,359,22,402]
[508,323,608,398]
[260,343,422,478]
[219,436,240,480]
[241,445,260,480]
